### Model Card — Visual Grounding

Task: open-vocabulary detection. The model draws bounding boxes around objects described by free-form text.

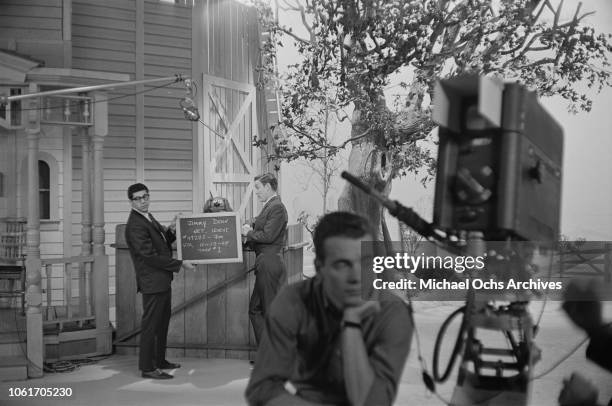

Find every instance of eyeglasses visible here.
[131,194,150,202]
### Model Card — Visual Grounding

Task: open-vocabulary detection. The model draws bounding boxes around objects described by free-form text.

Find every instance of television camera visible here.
[342,75,563,405]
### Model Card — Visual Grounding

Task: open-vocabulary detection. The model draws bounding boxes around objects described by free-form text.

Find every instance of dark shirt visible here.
[586,323,612,373]
[245,276,413,406]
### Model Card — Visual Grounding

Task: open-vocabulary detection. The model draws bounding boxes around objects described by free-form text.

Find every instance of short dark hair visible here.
[254,173,278,191]
[127,183,149,200]
[313,211,373,263]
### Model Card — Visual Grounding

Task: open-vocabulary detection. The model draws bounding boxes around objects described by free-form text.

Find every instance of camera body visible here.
[433,76,563,242]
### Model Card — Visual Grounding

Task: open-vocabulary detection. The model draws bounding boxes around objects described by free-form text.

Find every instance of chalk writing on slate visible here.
[176,212,243,264]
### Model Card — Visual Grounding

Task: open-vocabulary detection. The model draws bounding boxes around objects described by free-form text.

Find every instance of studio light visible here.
[180,78,200,121]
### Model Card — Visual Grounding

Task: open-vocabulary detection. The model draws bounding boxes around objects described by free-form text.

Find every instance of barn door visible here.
[201,74,259,223]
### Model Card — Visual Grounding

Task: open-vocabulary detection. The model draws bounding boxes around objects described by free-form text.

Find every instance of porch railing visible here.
[41,256,96,332]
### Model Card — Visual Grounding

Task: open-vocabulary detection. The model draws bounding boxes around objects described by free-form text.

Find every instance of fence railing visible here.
[41,256,96,332]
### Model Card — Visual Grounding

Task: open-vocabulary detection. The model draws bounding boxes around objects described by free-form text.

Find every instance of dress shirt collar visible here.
[133,208,152,221]
[263,194,278,207]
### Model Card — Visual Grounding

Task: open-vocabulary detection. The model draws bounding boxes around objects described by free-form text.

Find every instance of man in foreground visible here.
[558,279,612,406]
[125,183,194,379]
[245,211,413,406]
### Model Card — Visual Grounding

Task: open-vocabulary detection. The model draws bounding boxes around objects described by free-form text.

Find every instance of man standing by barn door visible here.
[242,173,288,347]
[125,183,194,379]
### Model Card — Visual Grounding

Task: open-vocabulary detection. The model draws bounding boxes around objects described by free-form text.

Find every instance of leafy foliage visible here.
[254,0,611,178]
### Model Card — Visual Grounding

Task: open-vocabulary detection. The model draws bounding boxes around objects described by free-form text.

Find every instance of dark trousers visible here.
[139,289,171,371]
[249,253,287,344]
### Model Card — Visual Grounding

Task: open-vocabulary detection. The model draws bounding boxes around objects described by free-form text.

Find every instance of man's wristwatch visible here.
[342,320,361,329]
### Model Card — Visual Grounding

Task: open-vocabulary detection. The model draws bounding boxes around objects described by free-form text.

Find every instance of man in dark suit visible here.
[242,173,288,345]
[125,183,194,379]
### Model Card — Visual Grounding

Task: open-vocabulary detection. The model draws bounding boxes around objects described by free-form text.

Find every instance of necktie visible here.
[148,213,167,242]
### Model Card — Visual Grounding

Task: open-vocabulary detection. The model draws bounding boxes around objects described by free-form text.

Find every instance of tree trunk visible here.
[337,139,392,242]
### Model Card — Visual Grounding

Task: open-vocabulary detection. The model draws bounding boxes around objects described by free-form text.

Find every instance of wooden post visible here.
[605,242,612,283]
[45,264,54,321]
[24,83,44,378]
[65,263,72,319]
[80,127,92,316]
[90,91,111,354]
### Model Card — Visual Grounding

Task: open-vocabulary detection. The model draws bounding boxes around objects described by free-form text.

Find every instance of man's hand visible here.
[343,300,381,324]
[241,224,252,236]
[558,372,599,406]
[562,280,603,335]
[181,260,195,271]
[169,213,182,232]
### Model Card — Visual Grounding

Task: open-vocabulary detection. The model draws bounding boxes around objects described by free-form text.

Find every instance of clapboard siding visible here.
[0,28,60,41]
[1,5,62,18]
[143,56,190,70]
[142,23,191,38]
[144,138,192,150]
[0,16,61,31]
[103,148,137,160]
[145,13,191,29]
[143,128,191,139]
[108,105,137,117]
[71,60,136,75]
[100,169,137,180]
[72,15,135,32]
[72,37,136,53]
[0,0,62,41]
[2,0,61,6]
[143,106,187,119]
[143,0,193,221]
[143,97,188,109]
[73,48,135,64]
[141,87,185,99]
[143,117,191,129]
[144,169,192,180]
[143,158,192,170]
[145,34,191,48]
[104,126,137,137]
[141,65,189,78]
[104,136,137,149]
[72,26,135,42]
[144,180,193,190]
[72,3,136,20]
[143,44,190,59]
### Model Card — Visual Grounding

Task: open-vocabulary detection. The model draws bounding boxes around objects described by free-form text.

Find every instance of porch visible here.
[0,66,130,379]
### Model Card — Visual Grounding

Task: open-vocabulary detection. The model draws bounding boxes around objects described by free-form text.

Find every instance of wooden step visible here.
[0,355,28,382]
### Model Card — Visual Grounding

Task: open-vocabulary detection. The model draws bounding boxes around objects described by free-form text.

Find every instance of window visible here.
[0,87,23,128]
[19,153,58,225]
[39,160,50,220]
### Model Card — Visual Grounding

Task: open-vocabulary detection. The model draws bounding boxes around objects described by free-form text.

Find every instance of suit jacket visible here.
[245,195,288,256]
[125,210,182,294]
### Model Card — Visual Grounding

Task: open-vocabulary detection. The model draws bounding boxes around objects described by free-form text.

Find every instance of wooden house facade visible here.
[0,0,284,380]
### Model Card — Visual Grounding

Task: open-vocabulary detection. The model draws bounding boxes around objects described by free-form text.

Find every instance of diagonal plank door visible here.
[201,73,259,223]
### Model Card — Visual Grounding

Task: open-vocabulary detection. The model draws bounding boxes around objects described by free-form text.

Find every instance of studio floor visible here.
[1,301,611,406]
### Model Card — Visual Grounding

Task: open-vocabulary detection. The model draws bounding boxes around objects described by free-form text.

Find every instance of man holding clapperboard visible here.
[241,173,289,348]
[124,183,195,380]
